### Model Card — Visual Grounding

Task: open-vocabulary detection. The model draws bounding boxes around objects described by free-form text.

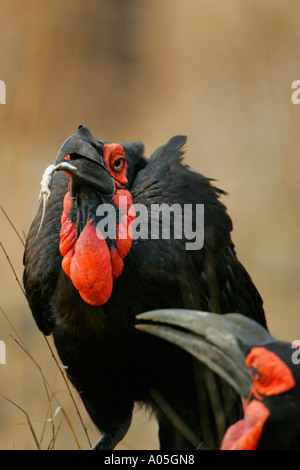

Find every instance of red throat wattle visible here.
[220,399,270,450]
[59,151,135,306]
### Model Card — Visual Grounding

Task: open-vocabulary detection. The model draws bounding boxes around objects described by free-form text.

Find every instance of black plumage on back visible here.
[23,126,266,450]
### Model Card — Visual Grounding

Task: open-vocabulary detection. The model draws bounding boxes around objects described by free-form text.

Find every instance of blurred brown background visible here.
[0,0,299,450]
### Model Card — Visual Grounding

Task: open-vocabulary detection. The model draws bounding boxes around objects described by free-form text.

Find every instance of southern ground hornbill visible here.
[137,310,300,450]
[23,125,267,450]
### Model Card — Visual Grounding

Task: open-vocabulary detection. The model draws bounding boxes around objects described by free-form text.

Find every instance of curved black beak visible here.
[136,310,276,399]
[54,125,114,197]
[61,157,114,197]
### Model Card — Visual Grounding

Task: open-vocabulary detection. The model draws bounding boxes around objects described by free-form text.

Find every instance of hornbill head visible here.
[38,125,145,306]
[136,310,300,450]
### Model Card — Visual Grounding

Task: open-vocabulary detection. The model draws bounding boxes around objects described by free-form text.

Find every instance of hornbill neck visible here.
[68,184,106,238]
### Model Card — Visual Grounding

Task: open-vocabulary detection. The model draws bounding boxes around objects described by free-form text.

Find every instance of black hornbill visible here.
[137,309,300,450]
[23,125,267,450]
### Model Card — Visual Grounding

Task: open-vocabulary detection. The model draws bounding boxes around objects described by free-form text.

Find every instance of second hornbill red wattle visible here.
[23,125,267,450]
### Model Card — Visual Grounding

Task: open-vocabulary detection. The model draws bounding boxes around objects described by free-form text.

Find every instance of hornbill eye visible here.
[112,158,125,172]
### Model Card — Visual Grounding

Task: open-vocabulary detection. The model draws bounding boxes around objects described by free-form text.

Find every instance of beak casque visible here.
[55,125,104,166]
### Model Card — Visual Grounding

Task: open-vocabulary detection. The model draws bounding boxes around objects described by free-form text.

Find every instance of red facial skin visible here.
[221,347,296,450]
[59,145,135,306]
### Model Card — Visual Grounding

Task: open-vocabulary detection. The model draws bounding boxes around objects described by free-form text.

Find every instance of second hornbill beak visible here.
[136,310,276,399]
[37,125,115,236]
